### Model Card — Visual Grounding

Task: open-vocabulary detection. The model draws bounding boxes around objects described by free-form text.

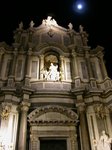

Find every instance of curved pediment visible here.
[28,105,78,125]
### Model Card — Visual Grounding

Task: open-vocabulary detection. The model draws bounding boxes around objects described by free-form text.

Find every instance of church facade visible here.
[0,16,112,150]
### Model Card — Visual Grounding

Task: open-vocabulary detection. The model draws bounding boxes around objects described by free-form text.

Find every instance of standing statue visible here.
[18,21,23,30]
[49,63,59,80]
[93,130,112,150]
[30,20,35,28]
[79,25,84,33]
[68,22,73,30]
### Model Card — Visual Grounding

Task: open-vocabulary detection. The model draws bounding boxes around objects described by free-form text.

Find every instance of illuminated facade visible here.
[0,16,112,150]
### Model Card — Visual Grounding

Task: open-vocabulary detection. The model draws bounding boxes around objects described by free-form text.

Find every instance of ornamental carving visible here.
[0,103,11,120]
[28,105,78,125]
[30,134,38,142]
[94,104,108,119]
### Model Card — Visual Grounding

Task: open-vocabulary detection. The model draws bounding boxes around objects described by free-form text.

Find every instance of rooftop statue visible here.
[79,24,84,33]
[30,20,35,28]
[68,22,73,30]
[42,16,58,26]
[18,21,23,30]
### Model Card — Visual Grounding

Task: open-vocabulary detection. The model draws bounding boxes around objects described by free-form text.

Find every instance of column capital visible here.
[20,101,31,112]
[72,52,77,57]
[39,54,44,59]
[76,103,85,112]
[27,49,32,55]
[60,55,64,60]
[13,49,18,55]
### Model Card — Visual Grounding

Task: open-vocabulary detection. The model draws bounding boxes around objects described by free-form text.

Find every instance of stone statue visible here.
[49,63,59,80]
[79,25,84,33]
[42,16,58,26]
[43,63,60,81]
[93,130,112,150]
[30,20,35,28]
[68,22,73,30]
[19,21,23,30]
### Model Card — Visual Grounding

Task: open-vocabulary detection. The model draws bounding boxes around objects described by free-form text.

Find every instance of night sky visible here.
[0,0,112,78]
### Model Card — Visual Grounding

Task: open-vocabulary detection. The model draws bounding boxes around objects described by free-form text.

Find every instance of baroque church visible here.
[0,16,112,150]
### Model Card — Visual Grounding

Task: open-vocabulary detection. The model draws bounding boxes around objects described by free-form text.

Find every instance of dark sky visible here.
[0,0,112,78]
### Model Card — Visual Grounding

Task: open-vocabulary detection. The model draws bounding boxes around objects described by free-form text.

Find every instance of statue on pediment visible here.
[68,22,73,30]
[29,20,35,28]
[42,16,58,26]
[18,21,23,30]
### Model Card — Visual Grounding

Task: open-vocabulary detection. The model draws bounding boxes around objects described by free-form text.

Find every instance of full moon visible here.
[77,4,83,10]
[73,1,87,13]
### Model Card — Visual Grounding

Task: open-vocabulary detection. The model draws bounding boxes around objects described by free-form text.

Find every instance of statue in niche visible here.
[93,130,112,150]
[43,54,60,81]
[43,63,60,81]
[49,63,59,80]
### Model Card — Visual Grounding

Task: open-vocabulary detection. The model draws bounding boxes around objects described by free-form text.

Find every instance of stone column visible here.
[60,55,64,80]
[30,135,40,150]
[39,55,44,80]
[7,48,18,87]
[76,100,90,150]
[25,48,32,86]
[18,102,30,150]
